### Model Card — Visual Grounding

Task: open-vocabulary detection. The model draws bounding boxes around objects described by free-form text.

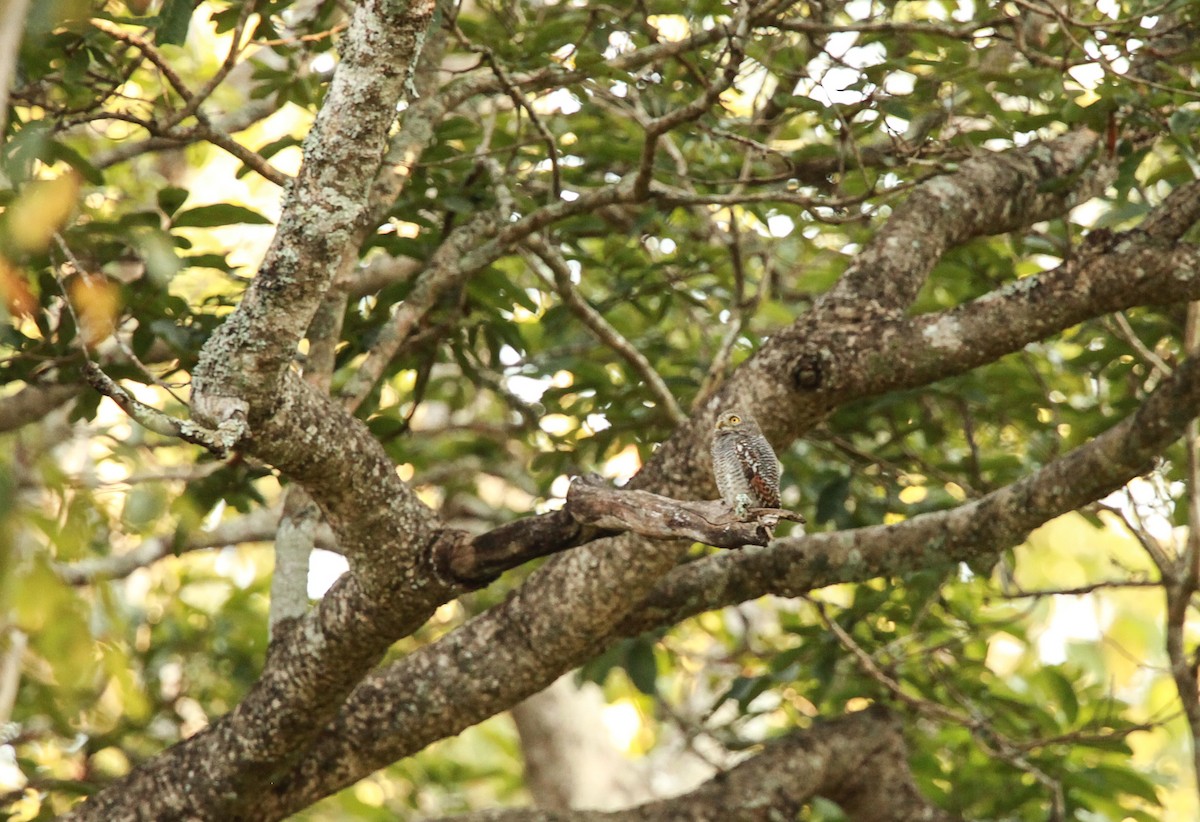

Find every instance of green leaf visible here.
[814,473,851,524]
[1070,763,1161,805]
[172,203,272,228]
[156,0,194,46]
[722,675,772,711]
[48,141,103,185]
[157,186,189,216]
[1036,667,1080,725]
[624,639,658,696]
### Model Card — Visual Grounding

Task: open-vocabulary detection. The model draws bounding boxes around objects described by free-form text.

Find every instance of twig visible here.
[111,319,190,406]
[1108,311,1173,378]
[81,361,244,457]
[253,21,348,48]
[54,506,323,585]
[470,40,561,202]
[522,233,688,426]
[186,122,289,186]
[162,0,258,130]
[90,18,195,107]
[998,578,1160,598]
[1010,0,1200,100]
[339,212,497,413]
[89,16,288,185]
[693,317,743,411]
[632,4,750,198]
[811,597,1074,818]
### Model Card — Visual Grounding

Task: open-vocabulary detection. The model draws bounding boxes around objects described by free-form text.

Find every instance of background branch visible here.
[434,708,957,822]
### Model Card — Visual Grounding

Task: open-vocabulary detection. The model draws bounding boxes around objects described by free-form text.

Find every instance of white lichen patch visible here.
[921,314,963,351]
[975,275,1042,305]
[923,175,962,206]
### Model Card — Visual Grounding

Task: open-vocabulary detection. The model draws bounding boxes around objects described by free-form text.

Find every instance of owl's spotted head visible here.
[715,409,754,432]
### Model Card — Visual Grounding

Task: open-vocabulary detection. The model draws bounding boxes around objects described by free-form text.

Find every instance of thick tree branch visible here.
[62,525,464,821]
[564,476,798,549]
[269,489,319,632]
[26,2,1195,819]
[270,274,350,632]
[252,527,672,819]
[1141,177,1200,241]
[62,2,446,818]
[252,221,1200,819]
[826,129,1110,310]
[641,227,1200,503]
[69,88,1164,822]
[433,476,802,587]
[620,348,1200,635]
[191,0,437,427]
[435,230,1200,584]
[433,708,955,822]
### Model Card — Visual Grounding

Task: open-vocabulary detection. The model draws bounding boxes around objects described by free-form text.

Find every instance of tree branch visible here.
[434,227,1200,587]
[54,506,297,586]
[1141,178,1200,241]
[190,0,438,427]
[823,128,1112,311]
[523,234,688,426]
[432,708,956,822]
[640,227,1200,504]
[621,348,1200,635]
[0,382,81,434]
[564,476,800,549]
[432,474,801,587]
[81,361,242,457]
[252,264,1200,817]
[339,213,497,411]
[62,2,447,818]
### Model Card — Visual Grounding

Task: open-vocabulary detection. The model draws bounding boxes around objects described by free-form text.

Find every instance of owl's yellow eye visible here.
[729,415,741,424]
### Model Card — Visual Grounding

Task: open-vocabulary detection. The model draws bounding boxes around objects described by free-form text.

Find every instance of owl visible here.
[711,408,781,517]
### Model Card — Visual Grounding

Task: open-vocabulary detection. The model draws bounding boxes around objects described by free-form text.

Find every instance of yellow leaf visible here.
[0,256,37,318]
[7,173,81,252]
[69,276,121,346]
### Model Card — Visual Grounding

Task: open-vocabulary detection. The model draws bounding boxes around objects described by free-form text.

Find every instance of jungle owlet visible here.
[711,408,781,517]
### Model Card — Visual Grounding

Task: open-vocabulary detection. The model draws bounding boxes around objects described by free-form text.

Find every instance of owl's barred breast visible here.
[712,436,751,504]
[711,430,781,509]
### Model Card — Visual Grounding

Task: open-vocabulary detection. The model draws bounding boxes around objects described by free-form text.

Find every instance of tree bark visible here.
[437,708,958,822]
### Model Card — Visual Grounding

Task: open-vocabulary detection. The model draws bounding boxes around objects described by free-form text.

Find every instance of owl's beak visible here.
[714,417,728,430]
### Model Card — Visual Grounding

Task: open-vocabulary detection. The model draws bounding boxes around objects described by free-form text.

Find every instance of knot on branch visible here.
[565,474,804,550]
[791,351,825,391]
